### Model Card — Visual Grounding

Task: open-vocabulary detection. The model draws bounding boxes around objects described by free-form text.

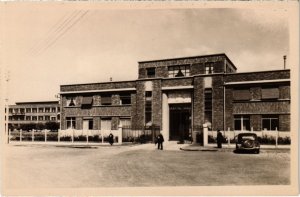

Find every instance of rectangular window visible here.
[57,107,60,112]
[32,116,37,121]
[66,97,76,107]
[233,89,251,101]
[8,116,12,121]
[26,108,31,113]
[205,63,214,74]
[145,91,152,125]
[146,67,156,78]
[38,116,43,121]
[81,96,93,108]
[234,115,250,131]
[66,117,76,129]
[262,115,279,131]
[45,116,50,121]
[204,89,212,130]
[168,65,190,77]
[51,107,56,113]
[120,94,131,105]
[9,109,13,113]
[101,118,111,130]
[51,117,56,121]
[261,88,279,99]
[26,116,31,121]
[20,108,25,114]
[101,95,112,105]
[38,108,44,113]
[32,108,37,113]
[45,108,50,113]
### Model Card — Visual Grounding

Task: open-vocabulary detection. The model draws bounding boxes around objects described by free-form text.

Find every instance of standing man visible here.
[157,133,164,150]
[217,130,223,148]
[108,133,114,146]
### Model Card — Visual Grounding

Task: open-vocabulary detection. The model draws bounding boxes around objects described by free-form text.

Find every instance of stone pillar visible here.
[162,93,169,141]
[203,124,208,147]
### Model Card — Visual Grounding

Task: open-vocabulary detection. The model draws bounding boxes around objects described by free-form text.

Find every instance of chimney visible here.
[283,55,287,69]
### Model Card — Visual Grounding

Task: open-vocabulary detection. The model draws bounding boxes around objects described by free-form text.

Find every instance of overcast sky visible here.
[2,4,290,104]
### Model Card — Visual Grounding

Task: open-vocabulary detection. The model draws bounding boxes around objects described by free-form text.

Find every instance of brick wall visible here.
[233,101,290,114]
[61,81,136,92]
[162,78,193,87]
[193,77,204,130]
[279,114,290,131]
[133,81,145,129]
[111,117,119,130]
[152,80,162,128]
[225,70,290,82]
[250,115,261,131]
[225,88,233,130]
[279,85,290,99]
[212,75,224,130]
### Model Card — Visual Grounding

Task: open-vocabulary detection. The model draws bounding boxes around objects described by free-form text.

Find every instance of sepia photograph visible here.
[0,2,298,196]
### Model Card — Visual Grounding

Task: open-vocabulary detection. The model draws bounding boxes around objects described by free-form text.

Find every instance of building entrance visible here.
[169,104,191,141]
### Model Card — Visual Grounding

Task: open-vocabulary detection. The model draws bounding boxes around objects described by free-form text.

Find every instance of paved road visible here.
[3,143,290,189]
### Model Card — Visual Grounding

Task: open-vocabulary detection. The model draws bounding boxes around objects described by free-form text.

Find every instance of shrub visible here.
[278,136,291,145]
[45,122,59,131]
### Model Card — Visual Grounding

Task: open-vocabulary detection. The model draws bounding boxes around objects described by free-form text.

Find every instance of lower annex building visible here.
[59,53,290,142]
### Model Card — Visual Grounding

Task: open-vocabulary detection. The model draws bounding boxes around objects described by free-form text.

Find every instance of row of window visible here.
[66,117,131,130]
[67,94,131,107]
[9,115,59,121]
[9,107,60,114]
[234,115,279,131]
[146,63,217,78]
[233,87,288,101]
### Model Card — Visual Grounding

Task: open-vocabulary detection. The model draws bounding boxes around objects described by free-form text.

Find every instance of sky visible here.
[1,4,290,104]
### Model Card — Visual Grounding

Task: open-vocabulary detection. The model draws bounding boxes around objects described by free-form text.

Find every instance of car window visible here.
[241,136,256,140]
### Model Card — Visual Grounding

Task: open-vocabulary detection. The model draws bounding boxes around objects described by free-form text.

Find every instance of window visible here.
[26,108,31,113]
[57,114,60,120]
[234,115,250,131]
[8,116,12,121]
[32,108,37,113]
[14,108,19,113]
[45,108,50,113]
[233,89,251,101]
[168,65,190,78]
[81,96,93,108]
[205,63,214,74]
[145,91,152,125]
[204,89,212,130]
[51,107,56,113]
[45,116,50,121]
[38,116,43,121]
[32,116,37,121]
[66,117,76,129]
[38,108,44,113]
[66,97,76,107]
[20,109,25,114]
[146,67,156,78]
[101,95,112,105]
[120,94,131,105]
[101,118,111,130]
[261,87,279,99]
[9,109,12,113]
[26,116,31,121]
[57,107,60,112]
[262,115,279,131]
[51,117,56,121]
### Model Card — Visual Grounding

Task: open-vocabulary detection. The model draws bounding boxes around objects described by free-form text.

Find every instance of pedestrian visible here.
[217,129,223,148]
[157,133,164,150]
[108,133,114,146]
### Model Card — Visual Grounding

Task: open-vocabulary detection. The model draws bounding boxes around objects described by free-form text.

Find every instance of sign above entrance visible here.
[168,91,191,103]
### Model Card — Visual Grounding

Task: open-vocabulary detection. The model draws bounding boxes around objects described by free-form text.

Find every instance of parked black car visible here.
[235,133,260,154]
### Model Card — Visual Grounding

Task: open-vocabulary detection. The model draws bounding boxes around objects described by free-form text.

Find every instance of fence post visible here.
[86,130,89,143]
[101,130,104,143]
[20,129,22,142]
[228,127,230,147]
[72,129,74,143]
[275,127,278,148]
[32,130,34,142]
[44,130,47,142]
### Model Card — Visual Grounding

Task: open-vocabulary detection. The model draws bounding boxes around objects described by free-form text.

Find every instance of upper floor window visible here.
[66,97,76,107]
[38,108,44,113]
[101,95,112,105]
[51,107,56,113]
[146,67,156,78]
[32,108,37,113]
[120,94,131,105]
[261,87,279,100]
[45,108,50,113]
[26,108,31,113]
[233,88,251,101]
[81,96,93,108]
[168,65,190,78]
[205,63,214,74]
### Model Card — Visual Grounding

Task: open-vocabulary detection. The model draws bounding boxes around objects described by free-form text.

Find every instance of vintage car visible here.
[235,133,260,154]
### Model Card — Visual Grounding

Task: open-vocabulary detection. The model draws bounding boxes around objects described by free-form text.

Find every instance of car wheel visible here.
[255,149,260,154]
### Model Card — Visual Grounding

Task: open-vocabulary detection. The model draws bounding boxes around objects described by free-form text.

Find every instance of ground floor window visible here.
[234,115,250,131]
[262,115,279,131]
[101,118,111,130]
[66,117,76,129]
[83,118,93,130]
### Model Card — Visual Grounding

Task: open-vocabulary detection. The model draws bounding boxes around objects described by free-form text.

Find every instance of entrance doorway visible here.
[83,119,93,130]
[169,104,191,141]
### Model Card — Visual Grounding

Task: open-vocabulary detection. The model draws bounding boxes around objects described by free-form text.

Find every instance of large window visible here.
[26,108,31,113]
[168,65,190,77]
[120,94,131,105]
[101,118,112,130]
[145,91,152,125]
[146,67,156,78]
[66,117,76,129]
[233,89,251,101]
[262,115,279,131]
[204,89,212,130]
[205,63,214,74]
[234,115,250,131]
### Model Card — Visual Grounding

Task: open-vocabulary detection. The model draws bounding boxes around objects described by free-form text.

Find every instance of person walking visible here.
[157,133,164,150]
[108,133,114,146]
[217,130,223,148]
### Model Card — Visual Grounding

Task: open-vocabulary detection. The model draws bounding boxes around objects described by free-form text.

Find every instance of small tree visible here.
[36,123,46,131]
[45,121,59,132]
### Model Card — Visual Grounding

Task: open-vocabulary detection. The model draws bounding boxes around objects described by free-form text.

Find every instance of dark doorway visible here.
[169,104,191,141]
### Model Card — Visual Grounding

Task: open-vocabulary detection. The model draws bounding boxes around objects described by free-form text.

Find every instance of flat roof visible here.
[15,101,59,105]
[138,53,237,70]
